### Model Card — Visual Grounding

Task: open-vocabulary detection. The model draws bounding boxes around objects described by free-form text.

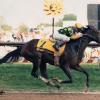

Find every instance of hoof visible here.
[55,84,61,90]
[0,90,5,95]
[31,73,38,78]
[52,77,62,83]
[84,87,88,93]
[47,80,61,89]
[84,88,88,93]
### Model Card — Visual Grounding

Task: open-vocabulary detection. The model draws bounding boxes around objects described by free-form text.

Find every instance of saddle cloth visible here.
[36,39,66,56]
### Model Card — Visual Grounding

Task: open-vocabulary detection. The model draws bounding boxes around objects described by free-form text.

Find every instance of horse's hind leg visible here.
[31,58,41,78]
[39,62,61,88]
[60,64,73,84]
[39,62,49,84]
[40,62,48,79]
[24,54,41,78]
[31,63,39,78]
[21,50,41,78]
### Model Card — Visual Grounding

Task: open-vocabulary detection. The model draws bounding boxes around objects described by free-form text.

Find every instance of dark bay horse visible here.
[0,25,100,89]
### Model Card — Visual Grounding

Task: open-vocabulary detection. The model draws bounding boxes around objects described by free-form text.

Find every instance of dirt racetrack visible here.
[0,92,100,100]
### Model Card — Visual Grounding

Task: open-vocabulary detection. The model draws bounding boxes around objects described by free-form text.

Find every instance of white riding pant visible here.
[52,31,70,41]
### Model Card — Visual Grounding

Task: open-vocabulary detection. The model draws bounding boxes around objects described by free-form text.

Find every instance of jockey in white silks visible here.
[52,23,84,65]
[52,23,84,51]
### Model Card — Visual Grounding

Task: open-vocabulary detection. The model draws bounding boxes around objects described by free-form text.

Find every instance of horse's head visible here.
[83,25,100,43]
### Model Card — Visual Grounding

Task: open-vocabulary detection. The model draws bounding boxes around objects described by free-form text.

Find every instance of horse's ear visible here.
[86,25,91,29]
[81,26,89,33]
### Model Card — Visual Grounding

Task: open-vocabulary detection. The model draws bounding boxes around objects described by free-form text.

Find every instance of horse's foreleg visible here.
[60,65,73,84]
[72,64,89,91]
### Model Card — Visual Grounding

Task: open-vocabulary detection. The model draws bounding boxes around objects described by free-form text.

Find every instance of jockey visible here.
[52,23,84,51]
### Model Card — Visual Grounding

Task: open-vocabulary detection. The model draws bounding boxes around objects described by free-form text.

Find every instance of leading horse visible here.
[0,25,100,89]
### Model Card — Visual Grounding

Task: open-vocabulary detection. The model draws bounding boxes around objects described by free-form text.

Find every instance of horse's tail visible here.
[0,46,22,64]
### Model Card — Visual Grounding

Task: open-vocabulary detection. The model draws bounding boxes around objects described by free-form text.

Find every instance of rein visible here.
[83,33,97,41]
[83,34,93,38]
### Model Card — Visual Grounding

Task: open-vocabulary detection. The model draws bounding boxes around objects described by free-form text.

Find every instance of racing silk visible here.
[53,30,70,41]
[58,27,78,36]
[53,26,83,42]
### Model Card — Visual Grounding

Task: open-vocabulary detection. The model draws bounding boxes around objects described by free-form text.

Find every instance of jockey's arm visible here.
[70,32,83,40]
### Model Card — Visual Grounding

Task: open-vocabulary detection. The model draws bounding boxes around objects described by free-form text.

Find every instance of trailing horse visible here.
[0,25,100,90]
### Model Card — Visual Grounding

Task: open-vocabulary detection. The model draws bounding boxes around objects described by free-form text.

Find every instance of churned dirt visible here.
[0,92,100,100]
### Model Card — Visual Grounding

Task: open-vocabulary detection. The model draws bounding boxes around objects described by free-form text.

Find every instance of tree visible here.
[1,24,12,32]
[63,14,77,21]
[18,24,29,33]
[55,19,63,27]
[0,16,6,26]
[37,23,51,27]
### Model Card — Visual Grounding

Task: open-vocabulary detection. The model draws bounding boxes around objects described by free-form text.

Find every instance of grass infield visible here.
[0,63,100,92]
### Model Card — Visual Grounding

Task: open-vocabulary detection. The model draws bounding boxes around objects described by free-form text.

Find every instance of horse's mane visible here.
[82,25,99,34]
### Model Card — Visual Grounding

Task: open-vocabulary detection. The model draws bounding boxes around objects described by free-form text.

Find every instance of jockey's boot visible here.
[53,40,65,51]
[53,42,59,51]
[53,40,65,65]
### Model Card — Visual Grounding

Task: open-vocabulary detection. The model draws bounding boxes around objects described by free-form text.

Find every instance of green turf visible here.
[0,63,100,92]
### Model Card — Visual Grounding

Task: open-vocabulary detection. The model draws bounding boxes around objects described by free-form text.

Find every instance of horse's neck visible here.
[77,36,91,62]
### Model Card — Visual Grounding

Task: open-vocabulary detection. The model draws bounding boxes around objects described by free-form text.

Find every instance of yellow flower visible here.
[43,0,63,16]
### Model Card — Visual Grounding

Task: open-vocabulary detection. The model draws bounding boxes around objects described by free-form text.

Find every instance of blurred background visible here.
[0,0,100,63]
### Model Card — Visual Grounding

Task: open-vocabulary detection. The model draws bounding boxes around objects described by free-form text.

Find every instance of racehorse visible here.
[0,25,100,90]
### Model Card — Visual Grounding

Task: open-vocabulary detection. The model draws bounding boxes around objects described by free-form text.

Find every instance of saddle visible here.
[36,38,66,56]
